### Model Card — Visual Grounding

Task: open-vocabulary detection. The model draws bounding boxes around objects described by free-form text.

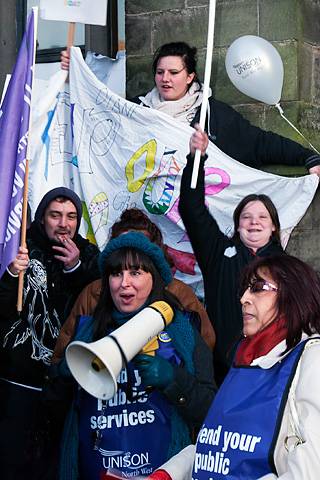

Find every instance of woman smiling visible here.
[179,128,284,384]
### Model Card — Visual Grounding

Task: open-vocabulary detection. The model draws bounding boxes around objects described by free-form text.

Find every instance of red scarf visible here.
[235,316,287,366]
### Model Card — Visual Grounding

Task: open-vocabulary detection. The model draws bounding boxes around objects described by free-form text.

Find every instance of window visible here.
[17,0,121,63]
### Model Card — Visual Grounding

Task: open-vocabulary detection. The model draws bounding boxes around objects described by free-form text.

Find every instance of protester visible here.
[52,208,215,364]
[0,187,100,480]
[50,231,215,480]
[150,254,320,480]
[179,127,287,384]
[61,41,320,175]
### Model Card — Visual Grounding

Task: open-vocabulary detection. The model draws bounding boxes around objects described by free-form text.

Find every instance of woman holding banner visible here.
[148,254,320,480]
[61,42,320,175]
[49,231,215,480]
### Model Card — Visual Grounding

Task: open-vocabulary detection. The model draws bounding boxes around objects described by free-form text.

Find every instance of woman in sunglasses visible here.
[179,126,285,385]
[151,254,320,480]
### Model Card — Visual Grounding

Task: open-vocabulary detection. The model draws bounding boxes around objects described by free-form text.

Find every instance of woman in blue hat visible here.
[51,231,215,480]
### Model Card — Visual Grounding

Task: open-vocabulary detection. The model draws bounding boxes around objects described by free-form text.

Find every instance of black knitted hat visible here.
[34,187,82,233]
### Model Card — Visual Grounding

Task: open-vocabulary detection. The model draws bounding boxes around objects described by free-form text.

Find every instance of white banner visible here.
[29,48,319,296]
[40,0,108,26]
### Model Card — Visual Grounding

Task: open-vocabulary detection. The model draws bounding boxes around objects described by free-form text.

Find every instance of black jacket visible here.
[0,222,100,387]
[133,94,320,170]
[192,97,320,169]
[178,154,285,385]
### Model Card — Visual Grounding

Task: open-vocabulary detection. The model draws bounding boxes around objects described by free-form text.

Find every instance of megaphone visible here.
[65,301,174,400]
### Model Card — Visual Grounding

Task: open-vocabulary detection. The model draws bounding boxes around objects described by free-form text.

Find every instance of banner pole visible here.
[67,22,76,48]
[190,0,217,189]
[17,7,38,313]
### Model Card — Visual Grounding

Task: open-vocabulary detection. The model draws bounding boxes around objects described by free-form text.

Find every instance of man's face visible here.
[43,199,78,243]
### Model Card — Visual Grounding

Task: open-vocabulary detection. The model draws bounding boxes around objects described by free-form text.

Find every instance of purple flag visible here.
[0,9,36,278]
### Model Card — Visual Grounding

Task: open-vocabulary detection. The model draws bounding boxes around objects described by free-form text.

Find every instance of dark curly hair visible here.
[110,208,173,267]
[111,208,163,246]
[240,254,320,351]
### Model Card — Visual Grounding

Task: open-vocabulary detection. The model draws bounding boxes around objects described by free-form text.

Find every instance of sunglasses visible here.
[243,279,278,295]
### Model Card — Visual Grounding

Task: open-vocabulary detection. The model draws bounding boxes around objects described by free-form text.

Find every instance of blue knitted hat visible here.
[98,232,173,286]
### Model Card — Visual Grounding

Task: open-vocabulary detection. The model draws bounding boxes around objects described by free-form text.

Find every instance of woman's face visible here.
[109,268,153,313]
[240,267,278,337]
[155,56,195,101]
[238,200,276,252]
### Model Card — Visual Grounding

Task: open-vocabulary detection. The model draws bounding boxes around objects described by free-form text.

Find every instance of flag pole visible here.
[190,0,217,189]
[17,7,39,312]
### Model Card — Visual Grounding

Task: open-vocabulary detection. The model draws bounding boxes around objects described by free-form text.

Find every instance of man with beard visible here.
[0,187,100,480]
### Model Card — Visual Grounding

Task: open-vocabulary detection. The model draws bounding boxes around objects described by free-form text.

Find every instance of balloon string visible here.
[275,103,320,155]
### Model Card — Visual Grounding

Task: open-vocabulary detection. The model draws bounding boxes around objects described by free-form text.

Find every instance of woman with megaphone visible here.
[50,231,215,480]
[52,207,216,360]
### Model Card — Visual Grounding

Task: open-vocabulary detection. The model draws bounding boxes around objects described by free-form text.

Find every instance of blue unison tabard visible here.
[192,340,308,480]
[78,331,182,480]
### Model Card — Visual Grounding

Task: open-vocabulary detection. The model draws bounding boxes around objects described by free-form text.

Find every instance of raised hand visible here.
[189,123,209,156]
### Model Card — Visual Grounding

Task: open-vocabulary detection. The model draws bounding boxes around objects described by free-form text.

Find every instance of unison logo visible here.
[233,57,262,76]
[101,450,150,470]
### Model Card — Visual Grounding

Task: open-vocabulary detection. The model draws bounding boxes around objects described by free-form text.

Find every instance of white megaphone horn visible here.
[65,301,174,400]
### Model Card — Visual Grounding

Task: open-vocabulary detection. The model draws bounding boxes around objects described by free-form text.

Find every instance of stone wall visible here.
[126,0,320,272]
[0,1,17,95]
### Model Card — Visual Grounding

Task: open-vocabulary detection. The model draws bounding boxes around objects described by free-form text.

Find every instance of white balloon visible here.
[225,35,284,105]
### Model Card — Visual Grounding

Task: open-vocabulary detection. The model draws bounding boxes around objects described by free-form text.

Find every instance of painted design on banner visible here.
[82,201,97,245]
[126,139,157,193]
[72,86,136,177]
[74,109,119,175]
[143,149,181,215]
[113,191,136,212]
[167,245,197,276]
[41,92,74,180]
[165,166,231,231]
[89,192,109,242]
